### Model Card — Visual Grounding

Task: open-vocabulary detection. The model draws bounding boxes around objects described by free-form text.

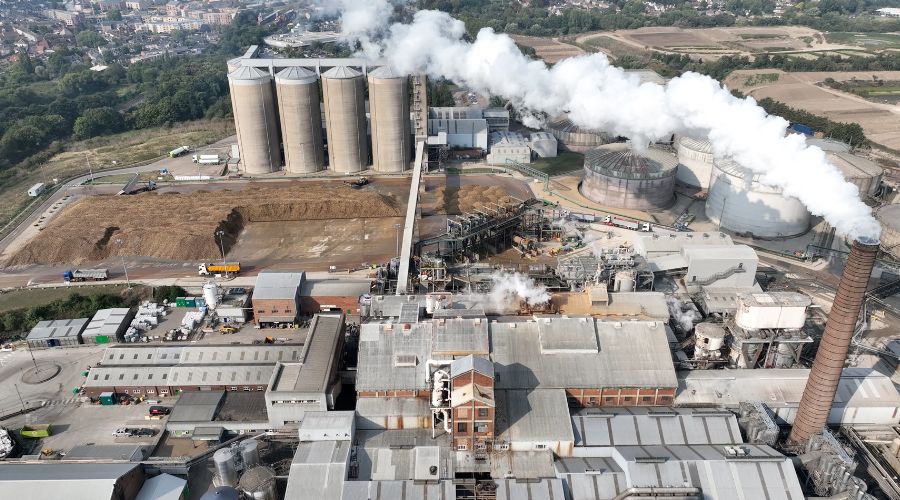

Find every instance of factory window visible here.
[161,354,167,359]
[133,374,139,380]
[588,397,597,405]
[457,444,467,451]
[604,397,616,405]
[104,374,110,380]
[162,374,167,379]
[642,396,653,403]
[271,309,277,313]
[243,387,251,391]
[148,374,153,380]
[457,423,468,433]
[240,352,245,361]
[476,424,488,433]
[134,354,138,360]
[478,408,488,418]
[119,374,124,380]
[257,386,264,391]
[147,390,155,394]
[119,354,124,360]
[147,354,152,360]
[174,354,180,359]
[535,444,547,450]
[93,374,98,380]
[108,354,113,360]
[230,386,237,391]
[254,352,259,361]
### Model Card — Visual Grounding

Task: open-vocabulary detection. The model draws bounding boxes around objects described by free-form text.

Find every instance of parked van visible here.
[149,406,170,416]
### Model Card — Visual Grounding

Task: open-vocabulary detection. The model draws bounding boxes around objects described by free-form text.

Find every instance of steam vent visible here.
[580,143,677,211]
[788,237,880,444]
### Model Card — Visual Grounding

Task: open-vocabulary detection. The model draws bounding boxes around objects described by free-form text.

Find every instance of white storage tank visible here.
[613,271,635,292]
[545,115,610,153]
[675,136,714,188]
[213,447,238,487]
[826,151,883,198]
[877,204,900,260]
[203,283,219,310]
[734,292,810,331]
[238,466,277,500]
[705,157,811,238]
[694,322,727,351]
[580,142,677,211]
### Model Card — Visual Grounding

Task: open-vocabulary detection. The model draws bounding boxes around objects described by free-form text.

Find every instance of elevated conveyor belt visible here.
[396,141,425,294]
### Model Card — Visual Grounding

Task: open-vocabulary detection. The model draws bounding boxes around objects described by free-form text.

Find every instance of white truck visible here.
[169,146,190,158]
[603,215,651,232]
[192,154,221,164]
[28,183,46,197]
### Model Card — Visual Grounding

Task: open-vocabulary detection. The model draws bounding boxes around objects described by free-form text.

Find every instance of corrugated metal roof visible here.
[537,317,597,353]
[135,473,186,500]
[368,66,406,79]
[491,319,676,390]
[570,407,742,446]
[286,440,350,500]
[633,231,732,257]
[85,365,172,387]
[82,308,131,338]
[100,344,301,366]
[168,391,224,422]
[281,313,343,393]
[253,271,305,300]
[322,65,361,79]
[450,354,493,379]
[275,66,318,84]
[434,319,489,356]
[27,318,89,340]
[355,429,454,481]
[228,66,270,81]
[342,480,456,500]
[357,321,436,392]
[584,143,678,176]
[494,478,566,499]
[495,389,574,445]
[0,463,139,500]
[301,279,371,298]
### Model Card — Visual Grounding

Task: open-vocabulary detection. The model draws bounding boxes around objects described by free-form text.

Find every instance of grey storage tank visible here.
[675,136,714,188]
[368,66,410,173]
[546,115,610,153]
[705,157,810,238]
[275,67,324,174]
[580,143,677,211]
[229,66,282,174]
[322,66,368,173]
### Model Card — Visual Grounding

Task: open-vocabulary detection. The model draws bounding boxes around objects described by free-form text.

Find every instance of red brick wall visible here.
[252,298,299,325]
[300,296,360,315]
[566,387,676,407]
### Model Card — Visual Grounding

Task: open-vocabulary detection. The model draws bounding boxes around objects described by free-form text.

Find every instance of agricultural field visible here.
[824,32,900,50]
[726,69,900,151]
[510,35,585,63]
[823,78,900,104]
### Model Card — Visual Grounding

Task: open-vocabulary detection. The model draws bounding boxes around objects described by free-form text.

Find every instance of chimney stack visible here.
[788,237,879,445]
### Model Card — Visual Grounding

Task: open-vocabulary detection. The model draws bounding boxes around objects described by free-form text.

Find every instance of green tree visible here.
[76,30,107,47]
[16,50,34,75]
[73,107,125,139]
[106,9,122,21]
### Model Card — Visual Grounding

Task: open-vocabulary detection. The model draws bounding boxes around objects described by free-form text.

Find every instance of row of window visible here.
[456,423,489,434]
[573,395,673,405]
[457,408,490,418]
[103,386,265,394]
[257,309,294,314]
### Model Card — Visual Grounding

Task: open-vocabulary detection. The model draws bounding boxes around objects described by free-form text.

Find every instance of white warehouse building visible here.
[487,131,531,165]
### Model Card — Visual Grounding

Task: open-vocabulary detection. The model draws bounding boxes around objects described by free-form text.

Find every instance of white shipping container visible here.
[734,292,810,330]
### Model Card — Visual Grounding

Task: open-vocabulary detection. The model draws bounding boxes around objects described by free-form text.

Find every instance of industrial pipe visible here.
[611,486,701,500]
[425,359,452,383]
[788,237,880,445]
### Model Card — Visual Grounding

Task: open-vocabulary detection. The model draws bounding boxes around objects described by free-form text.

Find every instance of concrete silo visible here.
[546,115,610,153]
[229,66,282,174]
[368,66,410,173]
[826,151,882,198]
[705,158,810,238]
[876,204,900,259]
[321,66,368,173]
[275,67,324,174]
[675,136,714,189]
[580,143,677,211]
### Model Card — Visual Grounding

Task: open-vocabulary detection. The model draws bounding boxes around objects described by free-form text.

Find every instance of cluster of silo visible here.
[228,64,412,174]
[580,142,677,211]
[877,204,900,259]
[705,157,811,238]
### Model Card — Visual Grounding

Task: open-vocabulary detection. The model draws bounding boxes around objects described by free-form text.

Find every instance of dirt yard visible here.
[4,181,403,266]
[726,69,900,150]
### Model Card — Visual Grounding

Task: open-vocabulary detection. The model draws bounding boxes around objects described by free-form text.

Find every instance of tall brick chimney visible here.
[788,237,879,444]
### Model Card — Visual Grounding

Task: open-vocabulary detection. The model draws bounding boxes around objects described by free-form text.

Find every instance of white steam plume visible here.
[667,296,700,333]
[484,271,550,307]
[331,6,880,240]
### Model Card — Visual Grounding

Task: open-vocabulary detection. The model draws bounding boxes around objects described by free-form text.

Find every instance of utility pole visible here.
[116,239,131,289]
[395,223,401,256]
[13,384,26,413]
[216,230,227,279]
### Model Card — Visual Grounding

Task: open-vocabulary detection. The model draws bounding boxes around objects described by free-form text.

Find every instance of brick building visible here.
[252,271,305,326]
[449,356,495,452]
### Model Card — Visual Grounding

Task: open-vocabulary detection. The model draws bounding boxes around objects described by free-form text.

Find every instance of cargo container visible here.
[63,268,109,282]
[28,183,46,197]
[169,146,189,157]
[192,154,221,164]
[198,262,241,275]
[99,392,117,405]
[20,424,52,438]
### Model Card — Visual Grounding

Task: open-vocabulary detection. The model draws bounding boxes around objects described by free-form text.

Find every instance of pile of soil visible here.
[6,183,402,266]
[428,185,517,215]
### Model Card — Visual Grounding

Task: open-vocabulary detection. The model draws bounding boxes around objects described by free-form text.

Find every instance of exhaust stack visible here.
[788,237,879,444]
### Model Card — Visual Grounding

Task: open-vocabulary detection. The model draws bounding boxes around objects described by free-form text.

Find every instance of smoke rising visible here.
[486,271,550,307]
[667,296,700,333]
[329,6,880,240]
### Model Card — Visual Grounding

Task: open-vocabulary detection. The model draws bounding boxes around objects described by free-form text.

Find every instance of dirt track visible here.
[4,182,402,266]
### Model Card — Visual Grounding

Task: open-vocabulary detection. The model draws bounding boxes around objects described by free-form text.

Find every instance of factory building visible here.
[215,287,251,324]
[251,271,305,326]
[83,343,303,397]
[426,118,488,149]
[0,463,146,500]
[634,231,758,291]
[486,131,531,165]
[81,308,136,344]
[368,66,411,172]
[26,318,89,349]
[675,136,714,188]
[322,66,369,173]
[298,278,370,315]
[264,313,345,427]
[580,143,678,211]
[228,66,282,174]
[706,157,810,238]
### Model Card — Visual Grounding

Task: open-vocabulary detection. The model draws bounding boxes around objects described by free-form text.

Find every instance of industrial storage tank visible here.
[228,67,282,174]
[203,282,218,310]
[806,137,851,153]
[238,466,277,500]
[877,204,900,259]
[705,157,810,238]
[545,115,610,153]
[322,66,368,173]
[275,67,325,174]
[240,439,259,469]
[367,66,410,173]
[213,447,238,487]
[675,136,714,188]
[580,143,677,211]
[826,151,883,198]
